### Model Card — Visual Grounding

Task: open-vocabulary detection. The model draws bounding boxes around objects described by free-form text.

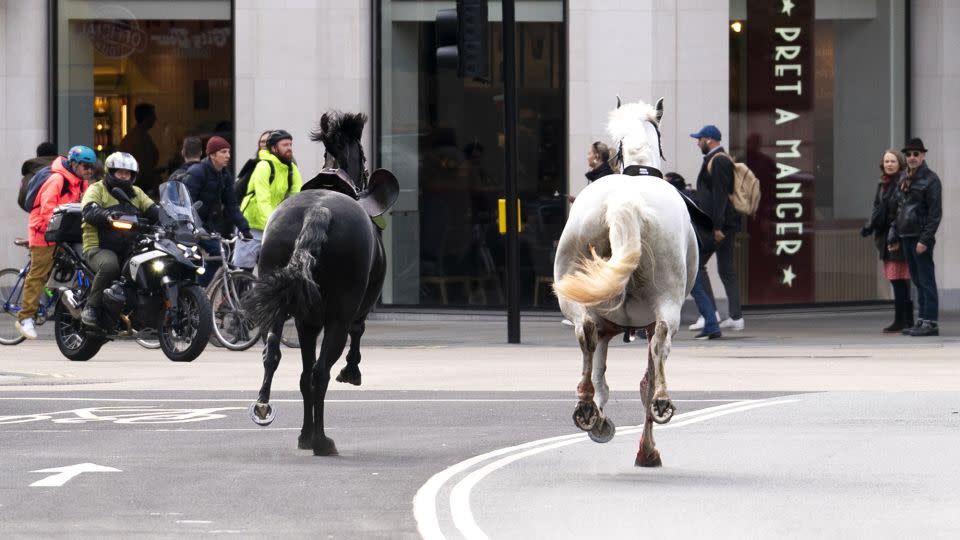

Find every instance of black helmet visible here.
[266,129,293,149]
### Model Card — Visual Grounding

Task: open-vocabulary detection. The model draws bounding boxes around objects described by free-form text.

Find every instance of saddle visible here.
[622,165,713,233]
[300,168,400,218]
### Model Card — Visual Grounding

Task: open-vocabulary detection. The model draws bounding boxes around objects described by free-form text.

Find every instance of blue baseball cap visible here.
[689,125,722,141]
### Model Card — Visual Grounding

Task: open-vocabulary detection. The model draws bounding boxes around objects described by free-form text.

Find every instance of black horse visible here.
[244,112,392,456]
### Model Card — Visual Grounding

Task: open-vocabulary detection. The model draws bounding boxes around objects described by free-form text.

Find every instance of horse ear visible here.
[616,95,622,109]
[655,97,664,124]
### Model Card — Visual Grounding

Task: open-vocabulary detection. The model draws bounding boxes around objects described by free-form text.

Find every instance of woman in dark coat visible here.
[862,149,911,332]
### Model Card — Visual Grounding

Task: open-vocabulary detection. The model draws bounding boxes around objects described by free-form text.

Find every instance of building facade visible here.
[2,0,958,311]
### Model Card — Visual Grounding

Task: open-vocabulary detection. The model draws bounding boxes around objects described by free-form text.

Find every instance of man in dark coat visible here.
[183,136,252,286]
[689,124,744,333]
[888,137,942,336]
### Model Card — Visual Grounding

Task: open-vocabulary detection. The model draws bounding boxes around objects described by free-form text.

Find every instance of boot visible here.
[901,300,914,330]
[882,299,904,333]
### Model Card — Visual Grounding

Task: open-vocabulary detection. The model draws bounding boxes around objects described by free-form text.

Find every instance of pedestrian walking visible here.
[233,129,302,270]
[15,145,96,339]
[168,136,203,181]
[861,149,912,333]
[687,124,744,332]
[888,137,942,337]
[182,136,252,286]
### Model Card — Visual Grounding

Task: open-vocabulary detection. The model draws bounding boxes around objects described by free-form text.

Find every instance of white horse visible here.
[553,98,698,467]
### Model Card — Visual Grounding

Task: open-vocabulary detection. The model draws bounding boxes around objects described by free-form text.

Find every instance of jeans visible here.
[901,237,938,321]
[197,238,221,288]
[690,269,720,334]
[699,230,742,319]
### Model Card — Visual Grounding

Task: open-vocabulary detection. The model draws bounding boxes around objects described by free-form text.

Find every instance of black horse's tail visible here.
[243,207,332,332]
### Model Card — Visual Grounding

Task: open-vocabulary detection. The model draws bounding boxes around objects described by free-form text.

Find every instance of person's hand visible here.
[239,228,254,240]
[713,230,725,243]
[916,242,928,254]
[859,226,873,238]
[887,243,900,252]
[567,194,576,204]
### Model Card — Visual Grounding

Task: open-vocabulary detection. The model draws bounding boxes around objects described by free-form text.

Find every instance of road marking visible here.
[0,397,746,403]
[414,398,800,540]
[30,462,121,487]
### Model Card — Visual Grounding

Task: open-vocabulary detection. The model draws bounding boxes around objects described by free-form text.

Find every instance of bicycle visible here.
[1,239,159,349]
[204,234,299,350]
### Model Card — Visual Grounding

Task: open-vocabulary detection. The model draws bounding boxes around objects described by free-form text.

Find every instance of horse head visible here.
[311,112,369,189]
[607,97,665,172]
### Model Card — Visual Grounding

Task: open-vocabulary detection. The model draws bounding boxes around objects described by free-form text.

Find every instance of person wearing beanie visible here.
[182,135,251,286]
[233,128,302,270]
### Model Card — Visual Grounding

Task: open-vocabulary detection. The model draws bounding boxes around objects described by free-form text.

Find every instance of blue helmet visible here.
[67,145,97,165]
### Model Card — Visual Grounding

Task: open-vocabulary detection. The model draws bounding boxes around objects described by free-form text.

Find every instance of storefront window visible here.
[378,0,565,308]
[729,0,906,304]
[54,1,233,195]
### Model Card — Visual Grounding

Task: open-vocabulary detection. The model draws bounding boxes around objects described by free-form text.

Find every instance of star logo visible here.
[781,0,795,16]
[782,265,797,287]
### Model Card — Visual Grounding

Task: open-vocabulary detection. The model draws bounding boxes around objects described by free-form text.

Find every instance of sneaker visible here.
[694,329,722,340]
[902,320,922,336]
[15,318,38,340]
[81,306,99,327]
[909,320,939,337]
[719,317,745,331]
[688,311,720,331]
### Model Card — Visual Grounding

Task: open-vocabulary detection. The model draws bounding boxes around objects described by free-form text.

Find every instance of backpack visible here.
[235,159,275,201]
[708,152,761,217]
[19,165,61,213]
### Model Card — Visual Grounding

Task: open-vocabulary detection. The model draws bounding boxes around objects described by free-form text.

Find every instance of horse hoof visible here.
[297,435,312,450]
[651,398,675,425]
[335,365,362,386]
[572,400,600,431]
[313,437,338,456]
[249,402,276,426]
[634,449,662,468]
[588,417,616,443]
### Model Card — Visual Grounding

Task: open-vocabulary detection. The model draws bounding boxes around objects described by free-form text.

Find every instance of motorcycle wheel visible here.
[53,300,105,361]
[159,284,211,362]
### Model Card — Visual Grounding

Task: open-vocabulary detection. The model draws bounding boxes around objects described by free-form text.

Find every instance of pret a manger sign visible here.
[746,0,815,303]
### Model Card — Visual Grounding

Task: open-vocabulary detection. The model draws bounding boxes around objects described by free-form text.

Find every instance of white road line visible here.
[0,397,747,403]
[415,398,799,540]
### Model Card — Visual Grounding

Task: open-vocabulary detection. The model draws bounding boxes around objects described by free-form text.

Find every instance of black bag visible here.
[44,203,84,243]
[235,159,274,201]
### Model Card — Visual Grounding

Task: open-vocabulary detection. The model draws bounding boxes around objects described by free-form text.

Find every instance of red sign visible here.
[746,0,815,303]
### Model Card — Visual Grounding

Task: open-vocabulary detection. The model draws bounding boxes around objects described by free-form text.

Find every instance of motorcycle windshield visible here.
[158,181,200,227]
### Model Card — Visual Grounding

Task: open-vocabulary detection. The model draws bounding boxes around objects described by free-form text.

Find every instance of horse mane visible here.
[310,111,368,148]
[607,101,659,167]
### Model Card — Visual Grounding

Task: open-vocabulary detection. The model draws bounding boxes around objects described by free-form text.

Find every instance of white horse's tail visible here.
[554,197,645,307]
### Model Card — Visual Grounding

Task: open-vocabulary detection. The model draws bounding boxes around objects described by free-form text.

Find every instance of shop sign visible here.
[746,0,815,303]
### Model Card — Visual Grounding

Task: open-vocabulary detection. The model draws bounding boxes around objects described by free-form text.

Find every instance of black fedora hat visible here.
[902,137,928,153]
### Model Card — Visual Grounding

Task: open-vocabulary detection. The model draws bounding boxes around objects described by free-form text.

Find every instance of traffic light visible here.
[435,0,489,80]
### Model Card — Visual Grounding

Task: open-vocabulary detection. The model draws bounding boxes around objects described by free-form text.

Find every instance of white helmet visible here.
[104,151,139,182]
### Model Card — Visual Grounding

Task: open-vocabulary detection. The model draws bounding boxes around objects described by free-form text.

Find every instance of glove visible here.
[859,226,873,238]
[239,228,254,240]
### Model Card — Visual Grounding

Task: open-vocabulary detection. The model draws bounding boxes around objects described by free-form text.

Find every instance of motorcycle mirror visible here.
[110,187,133,204]
[192,201,203,210]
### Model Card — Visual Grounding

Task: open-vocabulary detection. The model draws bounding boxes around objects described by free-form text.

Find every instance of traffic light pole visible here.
[502,0,521,344]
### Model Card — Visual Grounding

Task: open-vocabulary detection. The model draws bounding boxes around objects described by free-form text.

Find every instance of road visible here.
[1,309,959,538]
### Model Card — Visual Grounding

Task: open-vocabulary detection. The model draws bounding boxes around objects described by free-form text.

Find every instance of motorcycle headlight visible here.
[151,260,165,272]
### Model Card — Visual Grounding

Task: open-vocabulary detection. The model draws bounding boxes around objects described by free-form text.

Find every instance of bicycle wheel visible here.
[136,338,161,349]
[210,269,260,351]
[0,268,26,345]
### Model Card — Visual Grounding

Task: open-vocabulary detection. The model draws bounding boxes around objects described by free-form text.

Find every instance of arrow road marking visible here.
[30,463,121,487]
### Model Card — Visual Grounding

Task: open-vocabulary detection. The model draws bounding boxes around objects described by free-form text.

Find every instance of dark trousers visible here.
[901,238,938,321]
[197,238,221,288]
[699,230,742,320]
[85,248,120,309]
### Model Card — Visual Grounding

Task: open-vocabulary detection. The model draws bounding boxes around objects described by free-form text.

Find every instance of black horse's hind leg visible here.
[336,319,365,386]
[250,319,285,425]
[311,322,350,456]
[296,318,321,450]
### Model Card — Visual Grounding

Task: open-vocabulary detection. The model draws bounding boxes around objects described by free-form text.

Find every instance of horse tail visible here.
[553,197,645,307]
[243,207,331,331]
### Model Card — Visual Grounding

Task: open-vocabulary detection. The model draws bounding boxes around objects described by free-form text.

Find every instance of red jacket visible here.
[28,157,88,247]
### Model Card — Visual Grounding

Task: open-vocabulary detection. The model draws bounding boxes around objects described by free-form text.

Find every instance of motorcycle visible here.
[50,181,212,362]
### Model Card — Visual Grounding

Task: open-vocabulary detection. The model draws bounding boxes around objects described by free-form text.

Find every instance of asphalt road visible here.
[2,309,960,538]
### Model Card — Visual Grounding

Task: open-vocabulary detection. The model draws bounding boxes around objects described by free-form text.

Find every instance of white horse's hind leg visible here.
[648,320,676,424]
[572,319,601,431]
[592,337,610,410]
[636,326,662,467]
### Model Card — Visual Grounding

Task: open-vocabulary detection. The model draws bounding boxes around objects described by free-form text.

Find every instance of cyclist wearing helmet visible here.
[79,151,161,327]
[234,129,302,269]
[15,145,96,339]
